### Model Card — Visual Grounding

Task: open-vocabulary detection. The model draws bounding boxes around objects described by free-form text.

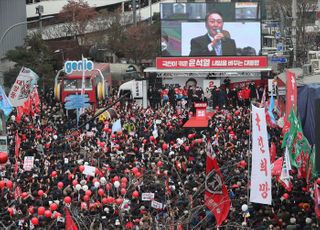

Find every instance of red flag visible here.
[314,182,320,219]
[270,142,276,163]
[271,157,283,177]
[30,87,41,115]
[15,132,21,159]
[205,154,230,226]
[22,97,31,116]
[65,208,78,230]
[16,106,23,123]
[284,70,297,123]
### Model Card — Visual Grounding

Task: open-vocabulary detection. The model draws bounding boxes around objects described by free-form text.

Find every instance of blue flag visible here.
[0,85,13,118]
[268,93,276,124]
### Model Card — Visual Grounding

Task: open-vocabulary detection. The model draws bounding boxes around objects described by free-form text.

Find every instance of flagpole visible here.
[247,103,252,204]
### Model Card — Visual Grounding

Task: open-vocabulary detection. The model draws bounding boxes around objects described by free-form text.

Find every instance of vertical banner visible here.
[131,80,143,99]
[205,145,230,226]
[250,104,272,205]
[285,70,297,122]
[8,67,39,107]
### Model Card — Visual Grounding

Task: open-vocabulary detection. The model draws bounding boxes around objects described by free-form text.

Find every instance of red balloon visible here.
[8,207,14,216]
[92,178,99,183]
[105,183,112,191]
[111,134,116,139]
[38,190,44,197]
[227,126,232,131]
[215,106,220,111]
[72,179,78,186]
[102,197,108,204]
[162,143,168,150]
[53,212,62,219]
[283,193,289,200]
[235,110,240,116]
[132,167,139,174]
[57,182,64,189]
[38,206,45,215]
[116,198,123,205]
[81,202,88,210]
[121,188,126,195]
[135,172,141,178]
[121,182,127,189]
[239,160,247,168]
[79,165,85,172]
[106,196,114,204]
[197,139,202,144]
[44,210,52,218]
[85,190,92,196]
[317,178,320,185]
[83,195,90,202]
[149,136,155,141]
[188,134,193,139]
[0,152,8,164]
[64,196,72,204]
[185,146,190,151]
[51,171,57,177]
[227,115,232,120]
[21,192,28,199]
[98,189,105,196]
[5,180,12,189]
[132,190,139,198]
[31,217,39,226]
[113,176,119,182]
[121,177,128,183]
[0,181,4,189]
[157,161,163,167]
[50,203,58,211]
[143,139,147,144]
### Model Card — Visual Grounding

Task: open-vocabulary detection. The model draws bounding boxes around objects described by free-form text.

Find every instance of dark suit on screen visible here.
[189,34,237,56]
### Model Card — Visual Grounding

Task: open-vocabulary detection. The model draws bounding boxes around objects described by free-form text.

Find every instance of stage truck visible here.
[54,60,111,110]
[118,79,148,109]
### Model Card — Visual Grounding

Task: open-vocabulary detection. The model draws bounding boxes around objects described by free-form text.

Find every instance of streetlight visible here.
[0,16,54,52]
[35,5,44,38]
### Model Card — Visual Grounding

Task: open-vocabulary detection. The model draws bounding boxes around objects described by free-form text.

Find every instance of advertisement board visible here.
[161,2,261,57]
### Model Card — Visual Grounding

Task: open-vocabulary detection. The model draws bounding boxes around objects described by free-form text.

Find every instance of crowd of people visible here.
[0,84,318,230]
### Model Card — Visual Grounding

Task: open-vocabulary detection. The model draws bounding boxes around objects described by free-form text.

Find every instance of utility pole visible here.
[149,0,152,24]
[292,0,297,67]
[132,0,136,26]
[36,5,44,38]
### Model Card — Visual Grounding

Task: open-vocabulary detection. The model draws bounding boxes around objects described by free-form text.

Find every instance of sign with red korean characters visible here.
[156,56,268,69]
[250,104,272,205]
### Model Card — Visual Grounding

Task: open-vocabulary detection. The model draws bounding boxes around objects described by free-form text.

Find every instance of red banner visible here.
[285,70,297,122]
[205,153,230,226]
[156,56,268,69]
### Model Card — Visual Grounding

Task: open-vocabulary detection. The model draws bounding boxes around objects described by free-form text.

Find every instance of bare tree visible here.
[58,0,97,46]
[270,0,318,66]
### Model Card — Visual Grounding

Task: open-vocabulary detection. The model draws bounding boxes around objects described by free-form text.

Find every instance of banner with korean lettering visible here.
[250,104,272,205]
[8,67,39,107]
[284,70,297,123]
[156,56,268,69]
[131,80,143,99]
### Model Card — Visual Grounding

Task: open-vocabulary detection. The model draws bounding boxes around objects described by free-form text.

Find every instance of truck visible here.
[54,62,111,111]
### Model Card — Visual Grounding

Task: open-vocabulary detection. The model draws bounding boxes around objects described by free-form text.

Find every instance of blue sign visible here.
[64,58,94,74]
[271,57,287,63]
[275,31,281,39]
[277,43,284,52]
[64,94,90,110]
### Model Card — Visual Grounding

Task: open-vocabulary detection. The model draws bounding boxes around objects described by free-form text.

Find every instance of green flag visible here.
[282,109,298,149]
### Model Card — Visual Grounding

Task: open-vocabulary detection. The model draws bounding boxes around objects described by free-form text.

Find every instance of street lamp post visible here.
[0,16,54,53]
[35,5,44,38]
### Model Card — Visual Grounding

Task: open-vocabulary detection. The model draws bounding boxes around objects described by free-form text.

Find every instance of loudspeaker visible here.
[315,98,320,173]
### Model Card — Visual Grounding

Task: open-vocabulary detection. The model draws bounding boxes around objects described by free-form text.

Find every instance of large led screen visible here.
[160,2,261,57]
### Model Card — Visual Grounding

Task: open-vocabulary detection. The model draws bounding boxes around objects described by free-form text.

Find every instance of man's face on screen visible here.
[206,13,223,37]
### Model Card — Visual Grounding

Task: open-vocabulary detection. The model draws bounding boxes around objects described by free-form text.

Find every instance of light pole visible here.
[35,5,44,38]
[292,0,297,67]
[0,16,54,53]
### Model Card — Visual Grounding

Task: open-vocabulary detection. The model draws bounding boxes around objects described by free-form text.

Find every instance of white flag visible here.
[8,67,39,106]
[250,104,272,205]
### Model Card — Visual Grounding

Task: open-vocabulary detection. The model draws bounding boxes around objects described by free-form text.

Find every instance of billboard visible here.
[161,2,261,57]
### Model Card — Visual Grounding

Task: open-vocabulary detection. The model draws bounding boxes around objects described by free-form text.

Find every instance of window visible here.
[64,79,92,90]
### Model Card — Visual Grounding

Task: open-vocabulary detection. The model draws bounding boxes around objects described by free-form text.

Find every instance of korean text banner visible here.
[8,67,39,107]
[250,104,272,205]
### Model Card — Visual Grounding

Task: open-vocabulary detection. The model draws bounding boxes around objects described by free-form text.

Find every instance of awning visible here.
[144,67,272,74]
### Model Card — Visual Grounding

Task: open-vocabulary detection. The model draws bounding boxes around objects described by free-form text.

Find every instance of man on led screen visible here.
[189,10,236,56]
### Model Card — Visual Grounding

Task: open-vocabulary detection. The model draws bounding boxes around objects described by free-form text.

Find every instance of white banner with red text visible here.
[250,104,272,205]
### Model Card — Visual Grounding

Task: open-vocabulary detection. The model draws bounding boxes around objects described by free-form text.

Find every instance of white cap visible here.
[290,217,296,224]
